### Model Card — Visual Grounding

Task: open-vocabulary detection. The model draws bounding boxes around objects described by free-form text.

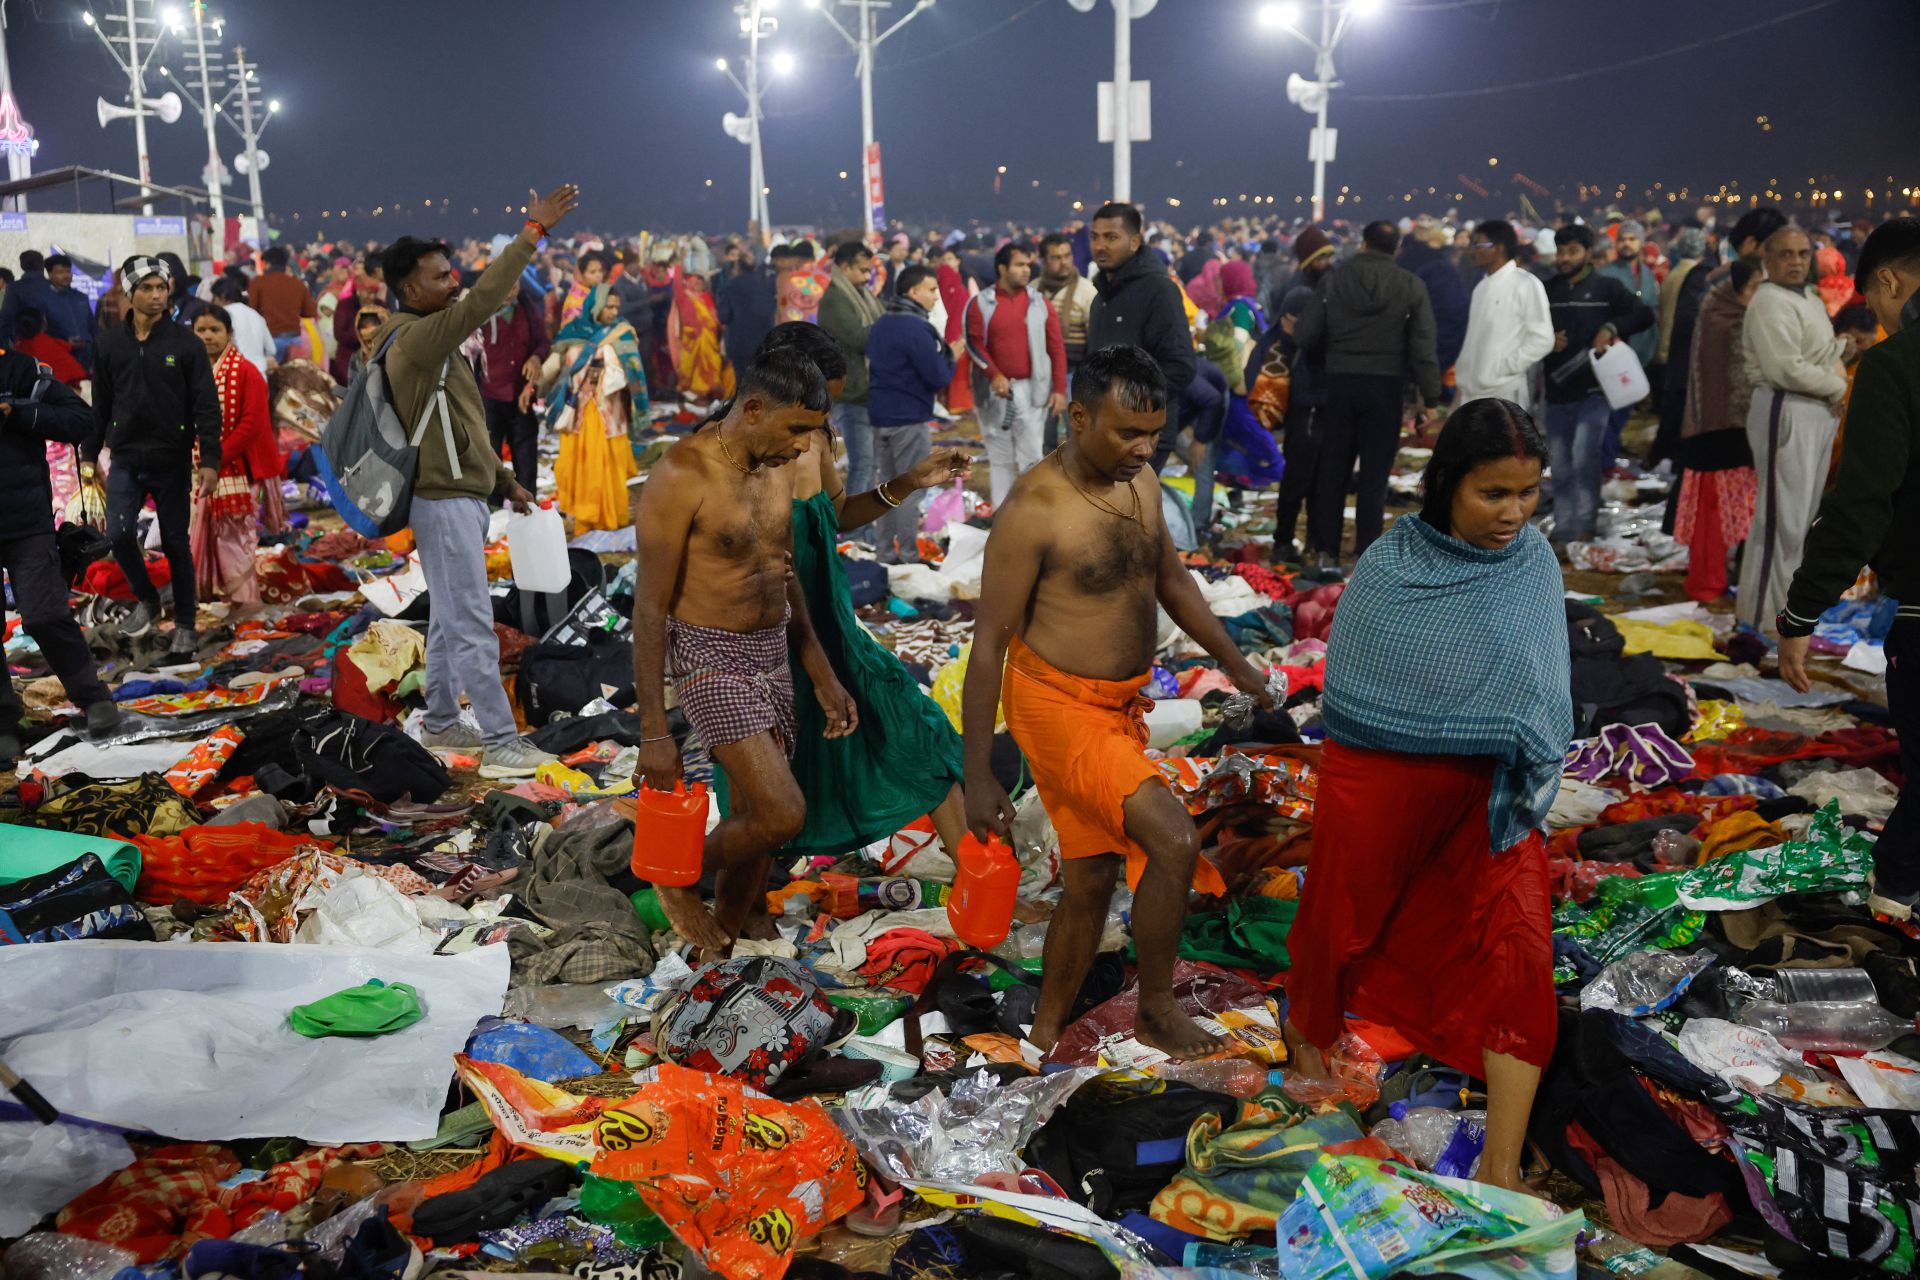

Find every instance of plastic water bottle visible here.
[507,500,570,593]
[1737,999,1913,1052]
[1149,1058,1273,1097]
[946,834,1019,949]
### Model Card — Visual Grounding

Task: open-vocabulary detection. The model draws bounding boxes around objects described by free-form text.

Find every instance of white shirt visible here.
[1742,281,1847,405]
[1454,260,1555,410]
[224,300,277,376]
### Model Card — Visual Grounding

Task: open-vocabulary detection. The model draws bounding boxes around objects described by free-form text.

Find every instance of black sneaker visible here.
[168,626,200,657]
[122,600,157,636]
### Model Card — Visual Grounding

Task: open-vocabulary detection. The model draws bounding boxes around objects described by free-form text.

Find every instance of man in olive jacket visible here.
[1294,219,1441,563]
[369,183,578,780]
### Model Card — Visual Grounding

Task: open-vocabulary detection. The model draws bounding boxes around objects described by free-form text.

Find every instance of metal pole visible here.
[127,0,152,214]
[857,2,876,235]
[235,48,262,224]
[190,1,222,233]
[1111,0,1130,202]
[746,0,765,236]
[1311,2,1331,223]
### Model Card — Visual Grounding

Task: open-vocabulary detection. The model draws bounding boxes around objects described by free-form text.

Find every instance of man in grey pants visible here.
[368,183,580,778]
[864,265,966,562]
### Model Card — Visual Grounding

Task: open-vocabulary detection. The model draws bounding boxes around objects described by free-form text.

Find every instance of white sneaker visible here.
[478,737,558,779]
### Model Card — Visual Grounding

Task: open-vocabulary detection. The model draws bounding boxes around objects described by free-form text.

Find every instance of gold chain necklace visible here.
[716,424,761,476]
[1054,450,1142,526]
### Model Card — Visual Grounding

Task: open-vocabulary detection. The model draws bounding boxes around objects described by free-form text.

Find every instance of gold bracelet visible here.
[875,481,902,508]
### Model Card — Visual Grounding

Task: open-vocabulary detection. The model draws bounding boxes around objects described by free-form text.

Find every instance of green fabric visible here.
[1171,897,1300,974]
[1152,1107,1365,1241]
[715,491,965,855]
[0,823,141,893]
[287,979,424,1038]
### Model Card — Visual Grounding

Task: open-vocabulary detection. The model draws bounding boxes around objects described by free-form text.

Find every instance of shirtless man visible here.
[631,347,859,953]
[962,344,1277,1061]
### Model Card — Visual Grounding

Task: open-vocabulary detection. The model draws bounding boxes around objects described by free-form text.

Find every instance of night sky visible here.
[9,0,1919,239]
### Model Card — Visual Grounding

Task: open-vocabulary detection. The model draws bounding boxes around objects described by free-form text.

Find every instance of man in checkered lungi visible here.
[631,348,858,955]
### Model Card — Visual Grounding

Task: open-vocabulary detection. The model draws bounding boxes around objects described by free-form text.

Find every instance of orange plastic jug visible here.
[628,780,708,887]
[946,834,1019,949]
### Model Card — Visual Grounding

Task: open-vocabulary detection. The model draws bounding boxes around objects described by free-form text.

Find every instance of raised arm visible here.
[630,448,701,791]
[1155,523,1272,700]
[961,503,1047,840]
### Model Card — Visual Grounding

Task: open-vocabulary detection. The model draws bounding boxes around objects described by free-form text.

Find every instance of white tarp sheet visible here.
[0,940,509,1151]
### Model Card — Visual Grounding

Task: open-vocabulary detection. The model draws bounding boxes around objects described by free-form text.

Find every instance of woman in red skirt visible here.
[1283,398,1573,1194]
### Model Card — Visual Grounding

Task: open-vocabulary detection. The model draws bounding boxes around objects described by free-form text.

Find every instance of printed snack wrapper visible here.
[1275,1153,1581,1280]
[455,1056,863,1280]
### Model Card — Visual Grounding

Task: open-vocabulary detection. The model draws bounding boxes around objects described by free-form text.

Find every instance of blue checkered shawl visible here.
[1322,515,1572,852]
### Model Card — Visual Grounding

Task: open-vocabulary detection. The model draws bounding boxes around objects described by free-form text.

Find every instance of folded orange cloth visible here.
[1001,635,1226,895]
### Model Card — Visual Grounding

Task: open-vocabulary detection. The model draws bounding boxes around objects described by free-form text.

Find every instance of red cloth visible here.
[1564,1122,1733,1246]
[333,647,402,722]
[1598,787,1757,830]
[15,332,88,386]
[1288,582,1345,642]
[131,823,331,904]
[964,285,1067,387]
[1681,468,1731,602]
[1284,741,1557,1073]
[81,553,170,600]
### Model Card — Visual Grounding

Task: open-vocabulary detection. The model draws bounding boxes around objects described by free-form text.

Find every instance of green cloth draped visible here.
[546,283,651,428]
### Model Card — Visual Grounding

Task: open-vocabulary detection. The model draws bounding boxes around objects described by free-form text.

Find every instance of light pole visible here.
[1258,0,1381,223]
[157,2,225,231]
[718,2,790,239]
[218,45,274,227]
[803,0,934,237]
[82,0,178,215]
[1068,0,1155,205]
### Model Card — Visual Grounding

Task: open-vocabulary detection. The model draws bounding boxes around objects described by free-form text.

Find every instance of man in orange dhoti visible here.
[961,345,1275,1061]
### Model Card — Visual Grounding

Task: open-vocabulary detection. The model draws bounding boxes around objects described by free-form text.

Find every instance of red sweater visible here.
[219,354,284,479]
[15,333,88,387]
[965,286,1066,387]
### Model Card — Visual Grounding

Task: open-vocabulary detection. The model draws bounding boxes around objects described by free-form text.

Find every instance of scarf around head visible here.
[547,283,650,426]
[1187,260,1226,318]
[1322,514,1572,852]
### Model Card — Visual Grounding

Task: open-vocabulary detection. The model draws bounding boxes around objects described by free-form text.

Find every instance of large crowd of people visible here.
[3,181,1919,1269]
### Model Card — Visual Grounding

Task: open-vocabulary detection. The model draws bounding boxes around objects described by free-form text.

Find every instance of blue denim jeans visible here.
[834,402,875,497]
[1545,393,1610,542]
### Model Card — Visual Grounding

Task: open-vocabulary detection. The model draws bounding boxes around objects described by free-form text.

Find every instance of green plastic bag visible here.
[1554,870,1704,969]
[576,1173,672,1248]
[287,979,424,1038]
[1674,800,1875,910]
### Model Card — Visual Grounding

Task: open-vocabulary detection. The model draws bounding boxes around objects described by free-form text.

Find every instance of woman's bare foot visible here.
[1475,1165,1550,1200]
[1136,1003,1223,1061]
[655,885,730,953]
[1282,1020,1330,1079]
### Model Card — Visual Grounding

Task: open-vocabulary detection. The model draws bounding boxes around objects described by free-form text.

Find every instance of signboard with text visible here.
[865,141,885,232]
[133,215,187,237]
[0,212,25,232]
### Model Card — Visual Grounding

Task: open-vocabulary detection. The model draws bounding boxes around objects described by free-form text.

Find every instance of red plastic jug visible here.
[946,834,1019,949]
[629,780,708,887]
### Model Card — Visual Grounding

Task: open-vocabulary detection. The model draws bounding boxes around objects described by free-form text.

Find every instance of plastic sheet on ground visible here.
[0,1119,137,1236]
[1673,800,1873,910]
[0,940,509,1145]
[835,1065,1100,1184]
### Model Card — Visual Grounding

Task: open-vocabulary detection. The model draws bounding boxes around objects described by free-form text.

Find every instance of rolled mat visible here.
[0,823,142,893]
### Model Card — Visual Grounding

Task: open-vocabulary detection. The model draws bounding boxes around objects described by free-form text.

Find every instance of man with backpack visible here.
[367,183,579,780]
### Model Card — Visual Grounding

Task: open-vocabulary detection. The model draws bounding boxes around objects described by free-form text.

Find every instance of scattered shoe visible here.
[85,700,122,737]
[477,737,559,780]
[421,722,486,751]
[121,600,158,636]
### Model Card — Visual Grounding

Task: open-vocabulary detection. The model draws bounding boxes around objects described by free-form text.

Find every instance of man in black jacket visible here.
[1086,202,1195,466]
[1542,224,1654,545]
[0,347,120,762]
[717,245,786,383]
[1294,220,1441,564]
[85,257,220,654]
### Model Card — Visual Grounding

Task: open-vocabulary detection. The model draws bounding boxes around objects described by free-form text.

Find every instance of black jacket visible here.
[1397,240,1470,371]
[0,348,95,540]
[1543,268,1654,404]
[717,266,777,377]
[86,314,221,471]
[1294,250,1442,404]
[1088,248,1195,403]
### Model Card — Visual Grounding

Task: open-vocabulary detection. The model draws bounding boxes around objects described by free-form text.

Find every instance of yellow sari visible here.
[553,350,639,532]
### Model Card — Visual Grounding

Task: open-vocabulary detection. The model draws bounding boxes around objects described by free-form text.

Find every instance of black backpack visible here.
[288,707,452,804]
[514,635,637,727]
[1024,1076,1236,1218]
[0,853,153,943]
